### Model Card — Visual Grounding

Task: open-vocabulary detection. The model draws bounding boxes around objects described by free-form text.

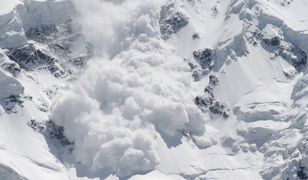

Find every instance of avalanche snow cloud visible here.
[51,0,206,178]
[2,0,308,179]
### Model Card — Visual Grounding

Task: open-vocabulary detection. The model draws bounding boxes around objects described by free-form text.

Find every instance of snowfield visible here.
[0,0,308,179]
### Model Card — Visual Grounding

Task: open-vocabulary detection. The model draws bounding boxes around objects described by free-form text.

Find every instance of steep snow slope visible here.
[0,0,308,179]
[0,0,93,179]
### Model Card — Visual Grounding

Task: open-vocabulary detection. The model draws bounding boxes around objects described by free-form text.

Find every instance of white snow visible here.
[0,0,308,179]
[51,0,207,176]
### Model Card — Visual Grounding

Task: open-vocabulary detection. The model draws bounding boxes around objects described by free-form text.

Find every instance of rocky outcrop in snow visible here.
[160,3,189,39]
[195,75,230,118]
[0,69,23,113]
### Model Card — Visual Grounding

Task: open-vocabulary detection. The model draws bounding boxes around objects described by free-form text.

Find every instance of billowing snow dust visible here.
[0,0,308,179]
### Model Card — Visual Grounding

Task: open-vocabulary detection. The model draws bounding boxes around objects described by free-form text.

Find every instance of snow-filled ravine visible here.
[0,0,308,179]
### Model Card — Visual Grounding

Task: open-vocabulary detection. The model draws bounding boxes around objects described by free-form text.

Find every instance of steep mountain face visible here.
[0,0,308,179]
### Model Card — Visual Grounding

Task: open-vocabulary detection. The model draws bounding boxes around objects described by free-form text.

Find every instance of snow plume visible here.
[51,0,206,178]
[71,0,163,57]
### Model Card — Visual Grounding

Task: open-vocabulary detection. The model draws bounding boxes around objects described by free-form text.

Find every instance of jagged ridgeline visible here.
[159,0,308,179]
[0,0,93,178]
[0,0,93,114]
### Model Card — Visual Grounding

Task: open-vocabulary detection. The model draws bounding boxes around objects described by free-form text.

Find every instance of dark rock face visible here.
[22,21,94,75]
[25,24,58,42]
[26,22,73,54]
[195,94,229,118]
[0,52,22,77]
[160,4,188,39]
[262,36,307,70]
[1,62,21,77]
[204,75,219,96]
[250,29,307,71]
[192,70,203,81]
[7,43,65,77]
[28,119,73,146]
[297,166,308,180]
[193,48,215,71]
[27,119,45,132]
[188,61,203,81]
[8,44,52,69]
[0,20,93,115]
[194,75,229,118]
[283,46,307,70]
[192,33,200,40]
[195,95,213,110]
[209,75,219,86]
[3,95,24,113]
[46,121,72,146]
[270,43,308,71]
[280,0,294,6]
[160,12,188,36]
[188,49,216,81]
[210,101,229,118]
[263,36,281,47]
[195,95,213,109]
[283,69,297,79]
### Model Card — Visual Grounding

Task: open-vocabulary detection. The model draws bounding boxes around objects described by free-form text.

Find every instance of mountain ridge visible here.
[0,0,308,179]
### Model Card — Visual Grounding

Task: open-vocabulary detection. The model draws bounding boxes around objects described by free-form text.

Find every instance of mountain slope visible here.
[0,0,308,179]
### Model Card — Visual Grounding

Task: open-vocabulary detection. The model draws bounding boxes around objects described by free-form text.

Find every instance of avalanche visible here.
[0,0,308,180]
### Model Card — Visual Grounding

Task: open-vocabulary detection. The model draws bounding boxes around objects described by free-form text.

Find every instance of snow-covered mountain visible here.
[0,0,308,179]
